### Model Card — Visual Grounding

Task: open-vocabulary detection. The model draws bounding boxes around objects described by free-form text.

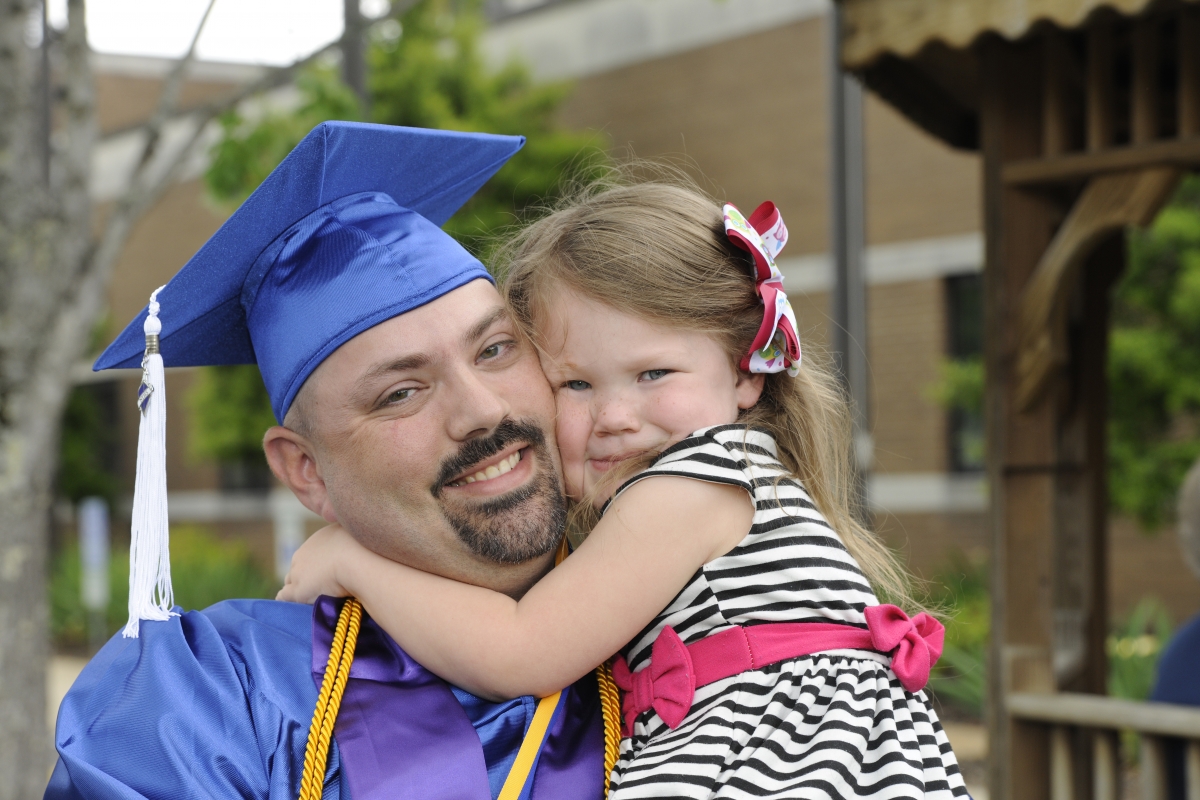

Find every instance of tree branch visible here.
[133,0,217,174]
[65,0,420,345]
[60,0,95,225]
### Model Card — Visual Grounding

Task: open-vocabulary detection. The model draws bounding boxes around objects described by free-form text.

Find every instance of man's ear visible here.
[735,370,766,409]
[263,426,338,523]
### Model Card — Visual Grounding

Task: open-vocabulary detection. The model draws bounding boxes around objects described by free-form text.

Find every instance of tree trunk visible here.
[0,0,95,794]
[0,0,396,792]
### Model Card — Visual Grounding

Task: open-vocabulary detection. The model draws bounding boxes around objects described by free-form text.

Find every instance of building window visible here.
[945,273,985,472]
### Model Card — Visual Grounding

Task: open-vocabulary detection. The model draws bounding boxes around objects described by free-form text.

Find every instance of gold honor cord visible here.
[298,539,623,799]
[299,598,363,800]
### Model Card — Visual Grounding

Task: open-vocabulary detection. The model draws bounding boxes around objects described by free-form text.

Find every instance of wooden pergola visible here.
[838,2,1200,799]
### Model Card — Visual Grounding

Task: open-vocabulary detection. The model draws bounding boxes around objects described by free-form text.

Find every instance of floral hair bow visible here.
[723,202,801,376]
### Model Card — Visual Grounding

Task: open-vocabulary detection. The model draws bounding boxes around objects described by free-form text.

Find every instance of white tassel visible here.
[123,286,175,638]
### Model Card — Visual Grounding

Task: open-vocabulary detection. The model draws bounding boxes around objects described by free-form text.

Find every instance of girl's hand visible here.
[276,524,360,603]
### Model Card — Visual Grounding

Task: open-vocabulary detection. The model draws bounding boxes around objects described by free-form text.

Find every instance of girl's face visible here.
[537,289,764,506]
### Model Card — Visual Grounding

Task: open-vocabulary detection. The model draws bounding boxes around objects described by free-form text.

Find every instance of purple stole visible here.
[311,596,605,799]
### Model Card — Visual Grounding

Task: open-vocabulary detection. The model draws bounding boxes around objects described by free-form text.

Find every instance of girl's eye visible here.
[563,380,591,391]
[639,369,670,382]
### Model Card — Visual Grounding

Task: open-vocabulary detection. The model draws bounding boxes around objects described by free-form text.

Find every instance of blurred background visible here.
[5,0,1200,798]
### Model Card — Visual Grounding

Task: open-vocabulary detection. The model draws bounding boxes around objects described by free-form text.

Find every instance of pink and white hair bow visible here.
[723,202,801,376]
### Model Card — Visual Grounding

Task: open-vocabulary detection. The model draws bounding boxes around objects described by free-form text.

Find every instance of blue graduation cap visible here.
[96,120,525,422]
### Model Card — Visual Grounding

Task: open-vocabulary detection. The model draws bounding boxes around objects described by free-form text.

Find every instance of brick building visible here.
[81,0,1198,622]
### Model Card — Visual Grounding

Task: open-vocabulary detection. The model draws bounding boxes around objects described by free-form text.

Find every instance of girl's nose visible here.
[593,393,640,436]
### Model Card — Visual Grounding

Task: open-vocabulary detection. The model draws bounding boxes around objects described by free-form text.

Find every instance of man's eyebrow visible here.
[462,306,509,347]
[352,353,432,402]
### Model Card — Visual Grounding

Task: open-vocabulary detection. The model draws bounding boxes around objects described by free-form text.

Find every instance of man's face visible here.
[294,279,566,589]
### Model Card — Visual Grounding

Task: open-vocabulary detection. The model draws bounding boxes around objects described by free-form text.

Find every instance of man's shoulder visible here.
[61,599,318,730]
[1152,613,1200,706]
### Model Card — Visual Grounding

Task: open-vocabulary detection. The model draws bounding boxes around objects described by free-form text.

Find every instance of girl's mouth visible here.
[587,451,647,473]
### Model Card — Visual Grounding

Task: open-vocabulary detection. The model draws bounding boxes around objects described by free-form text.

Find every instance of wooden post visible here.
[1181,6,1200,138]
[1133,17,1160,144]
[1092,730,1121,800]
[982,36,1061,800]
[1050,725,1075,800]
[1187,739,1200,800]
[1044,29,1072,156]
[1087,20,1115,151]
[1143,735,1169,800]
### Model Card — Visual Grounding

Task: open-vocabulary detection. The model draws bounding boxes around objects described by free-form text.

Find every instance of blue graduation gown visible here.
[45,599,603,800]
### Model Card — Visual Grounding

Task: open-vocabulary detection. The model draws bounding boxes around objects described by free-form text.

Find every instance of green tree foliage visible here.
[1110,176,1200,528]
[57,386,120,503]
[187,365,278,464]
[196,0,606,457]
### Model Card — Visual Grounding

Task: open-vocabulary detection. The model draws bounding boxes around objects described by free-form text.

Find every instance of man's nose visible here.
[592,391,641,436]
[446,366,512,441]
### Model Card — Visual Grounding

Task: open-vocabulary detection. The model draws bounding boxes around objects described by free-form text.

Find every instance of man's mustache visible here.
[431,418,548,496]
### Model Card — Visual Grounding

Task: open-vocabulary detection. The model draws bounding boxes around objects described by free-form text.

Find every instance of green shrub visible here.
[51,526,278,649]
[924,552,990,718]
[1107,597,1173,701]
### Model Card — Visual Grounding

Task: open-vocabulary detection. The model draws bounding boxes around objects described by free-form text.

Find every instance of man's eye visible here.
[480,341,512,361]
[639,369,671,382]
[563,380,591,391]
[386,388,416,404]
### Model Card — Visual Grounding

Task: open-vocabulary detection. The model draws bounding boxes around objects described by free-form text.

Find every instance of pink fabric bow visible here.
[610,608,945,737]
[723,201,801,376]
[611,626,694,737]
[863,604,945,693]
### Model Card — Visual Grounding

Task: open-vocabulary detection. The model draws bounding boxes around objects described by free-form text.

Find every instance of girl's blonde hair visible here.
[494,175,915,609]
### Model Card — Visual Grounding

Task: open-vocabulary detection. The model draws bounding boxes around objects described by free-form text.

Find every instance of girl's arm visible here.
[283,477,751,700]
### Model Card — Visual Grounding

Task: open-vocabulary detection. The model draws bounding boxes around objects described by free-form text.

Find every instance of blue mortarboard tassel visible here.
[124,287,176,638]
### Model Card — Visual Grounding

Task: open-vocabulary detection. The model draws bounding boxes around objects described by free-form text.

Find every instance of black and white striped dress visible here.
[605,425,967,799]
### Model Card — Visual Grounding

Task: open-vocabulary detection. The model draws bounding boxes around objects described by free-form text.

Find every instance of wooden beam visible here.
[1133,17,1160,144]
[1015,167,1179,411]
[1181,6,1200,137]
[1008,693,1200,738]
[1087,20,1114,151]
[1003,135,1200,185]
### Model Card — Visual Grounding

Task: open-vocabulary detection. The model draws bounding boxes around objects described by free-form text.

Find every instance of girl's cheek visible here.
[554,398,590,500]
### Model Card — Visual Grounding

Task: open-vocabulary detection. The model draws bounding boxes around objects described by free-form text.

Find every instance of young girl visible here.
[279,182,966,799]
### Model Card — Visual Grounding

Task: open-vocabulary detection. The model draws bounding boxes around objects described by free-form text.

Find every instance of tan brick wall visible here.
[868,279,948,473]
[559,17,982,254]
[558,17,831,255]
[96,73,242,135]
[875,511,988,579]
[864,97,981,245]
[1109,517,1200,624]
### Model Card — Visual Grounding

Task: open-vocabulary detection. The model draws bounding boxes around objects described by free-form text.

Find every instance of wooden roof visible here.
[843,0,1158,68]
[841,0,1198,151]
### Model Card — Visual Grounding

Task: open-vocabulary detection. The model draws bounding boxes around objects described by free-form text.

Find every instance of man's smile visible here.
[443,444,533,496]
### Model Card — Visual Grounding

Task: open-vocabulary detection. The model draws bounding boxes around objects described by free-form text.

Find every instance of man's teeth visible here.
[461,452,521,485]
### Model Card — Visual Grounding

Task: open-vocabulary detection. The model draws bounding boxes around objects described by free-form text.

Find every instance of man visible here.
[46,122,613,800]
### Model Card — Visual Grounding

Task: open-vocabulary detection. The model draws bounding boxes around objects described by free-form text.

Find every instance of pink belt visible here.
[611,604,944,736]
